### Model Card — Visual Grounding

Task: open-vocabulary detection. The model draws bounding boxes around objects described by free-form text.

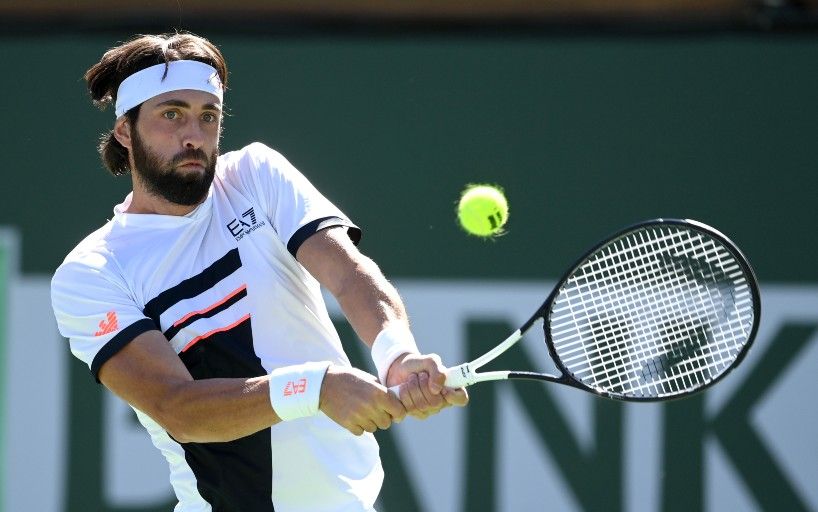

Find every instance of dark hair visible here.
[84,32,228,176]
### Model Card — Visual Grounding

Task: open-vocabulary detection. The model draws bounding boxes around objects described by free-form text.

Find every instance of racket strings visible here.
[577,236,709,394]
[601,233,744,391]
[549,226,755,398]
[554,236,742,365]
[612,234,748,394]
[593,234,752,395]
[564,279,716,393]
[580,232,749,395]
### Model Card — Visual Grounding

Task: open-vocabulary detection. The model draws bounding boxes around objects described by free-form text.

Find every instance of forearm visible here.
[166,366,409,441]
[332,254,409,346]
[153,376,278,443]
[97,331,280,444]
[295,228,469,416]
[297,227,413,347]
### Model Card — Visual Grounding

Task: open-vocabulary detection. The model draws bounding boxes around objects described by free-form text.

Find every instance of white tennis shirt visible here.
[51,142,382,512]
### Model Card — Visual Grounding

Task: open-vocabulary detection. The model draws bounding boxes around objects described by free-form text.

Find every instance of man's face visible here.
[128,89,222,206]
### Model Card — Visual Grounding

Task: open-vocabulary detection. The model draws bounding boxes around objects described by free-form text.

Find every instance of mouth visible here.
[177,160,205,170]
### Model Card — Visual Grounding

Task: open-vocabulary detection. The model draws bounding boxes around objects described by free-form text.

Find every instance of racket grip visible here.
[443,364,471,388]
[387,367,464,398]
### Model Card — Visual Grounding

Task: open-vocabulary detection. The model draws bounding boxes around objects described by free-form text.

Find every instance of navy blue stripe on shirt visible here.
[286,216,362,258]
[143,248,242,324]
[176,316,274,511]
[163,285,248,341]
[91,318,157,382]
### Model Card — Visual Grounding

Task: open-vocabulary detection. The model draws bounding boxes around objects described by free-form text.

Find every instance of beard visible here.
[131,128,218,206]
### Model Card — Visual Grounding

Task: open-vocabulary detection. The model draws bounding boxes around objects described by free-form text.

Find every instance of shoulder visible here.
[214,143,305,204]
[217,142,288,176]
[52,221,122,290]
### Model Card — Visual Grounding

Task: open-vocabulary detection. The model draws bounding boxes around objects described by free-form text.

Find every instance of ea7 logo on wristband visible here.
[283,378,307,396]
[226,207,266,241]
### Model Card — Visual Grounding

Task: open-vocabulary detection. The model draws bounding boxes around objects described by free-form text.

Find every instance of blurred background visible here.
[1,1,817,511]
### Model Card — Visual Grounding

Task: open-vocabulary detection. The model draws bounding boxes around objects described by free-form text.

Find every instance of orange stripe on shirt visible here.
[181,313,251,353]
[173,285,248,328]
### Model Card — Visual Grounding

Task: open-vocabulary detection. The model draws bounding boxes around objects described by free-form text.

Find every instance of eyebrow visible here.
[154,99,222,111]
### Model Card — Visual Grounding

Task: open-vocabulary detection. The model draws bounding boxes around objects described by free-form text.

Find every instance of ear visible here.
[113,117,133,150]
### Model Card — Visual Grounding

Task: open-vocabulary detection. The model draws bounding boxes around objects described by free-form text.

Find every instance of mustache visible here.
[170,148,210,166]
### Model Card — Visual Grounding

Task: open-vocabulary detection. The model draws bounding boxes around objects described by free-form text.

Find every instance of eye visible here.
[202,112,218,123]
[163,110,178,120]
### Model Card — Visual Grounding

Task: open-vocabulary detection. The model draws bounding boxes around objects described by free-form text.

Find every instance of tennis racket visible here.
[403,219,760,401]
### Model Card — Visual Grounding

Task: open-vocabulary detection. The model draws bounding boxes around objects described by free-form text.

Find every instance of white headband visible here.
[114,60,223,117]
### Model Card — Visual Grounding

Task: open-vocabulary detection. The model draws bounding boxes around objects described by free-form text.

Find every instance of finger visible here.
[417,372,446,411]
[384,389,407,423]
[361,420,378,434]
[409,408,430,420]
[373,410,393,430]
[442,386,469,407]
[401,374,431,419]
[349,425,365,436]
[406,372,430,410]
[407,372,443,419]
[425,354,447,394]
[394,382,419,419]
[401,354,447,395]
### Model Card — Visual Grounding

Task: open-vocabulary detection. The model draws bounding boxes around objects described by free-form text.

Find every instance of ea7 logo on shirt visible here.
[226,207,266,241]
[94,311,119,337]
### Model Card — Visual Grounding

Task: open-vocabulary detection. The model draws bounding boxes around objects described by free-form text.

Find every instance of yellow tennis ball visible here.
[457,184,509,237]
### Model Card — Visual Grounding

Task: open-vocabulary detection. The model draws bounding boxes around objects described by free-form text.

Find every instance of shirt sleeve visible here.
[222,142,362,257]
[51,254,157,382]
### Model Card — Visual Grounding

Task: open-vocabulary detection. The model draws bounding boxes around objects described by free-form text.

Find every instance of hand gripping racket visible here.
[422,219,759,401]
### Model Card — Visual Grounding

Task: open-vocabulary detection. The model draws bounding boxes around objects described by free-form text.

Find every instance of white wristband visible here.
[371,325,420,384]
[268,361,331,421]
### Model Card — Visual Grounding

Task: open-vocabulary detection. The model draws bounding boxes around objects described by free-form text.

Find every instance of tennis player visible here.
[50,32,467,512]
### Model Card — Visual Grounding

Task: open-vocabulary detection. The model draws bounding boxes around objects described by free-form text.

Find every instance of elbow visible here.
[148,386,212,444]
[155,411,220,444]
[152,404,242,444]
[152,399,197,443]
[163,419,195,444]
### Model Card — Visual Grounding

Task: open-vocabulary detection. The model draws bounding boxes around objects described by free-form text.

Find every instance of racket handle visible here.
[387,367,465,398]
[444,364,471,388]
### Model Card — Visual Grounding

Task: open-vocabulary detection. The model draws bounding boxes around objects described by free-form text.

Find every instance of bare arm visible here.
[98,329,276,443]
[99,329,406,443]
[296,227,468,415]
[296,227,407,345]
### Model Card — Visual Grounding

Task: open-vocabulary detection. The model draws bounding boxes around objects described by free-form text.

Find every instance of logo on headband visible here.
[207,72,224,90]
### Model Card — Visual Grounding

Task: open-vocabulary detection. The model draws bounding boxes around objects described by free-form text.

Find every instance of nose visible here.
[181,118,205,149]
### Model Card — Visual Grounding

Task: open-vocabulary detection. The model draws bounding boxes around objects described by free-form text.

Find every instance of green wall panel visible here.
[1,34,816,282]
